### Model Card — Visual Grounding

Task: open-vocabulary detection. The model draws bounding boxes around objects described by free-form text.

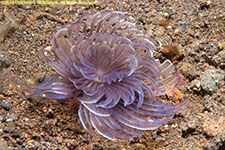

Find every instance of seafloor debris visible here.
[0,10,19,42]
[163,45,181,60]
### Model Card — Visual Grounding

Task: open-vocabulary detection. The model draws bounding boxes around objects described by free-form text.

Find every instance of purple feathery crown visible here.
[28,11,186,140]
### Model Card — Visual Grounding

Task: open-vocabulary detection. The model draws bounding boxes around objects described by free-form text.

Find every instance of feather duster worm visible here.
[28,11,186,140]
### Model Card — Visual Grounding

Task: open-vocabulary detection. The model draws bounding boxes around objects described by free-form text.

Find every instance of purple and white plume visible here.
[28,11,186,140]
